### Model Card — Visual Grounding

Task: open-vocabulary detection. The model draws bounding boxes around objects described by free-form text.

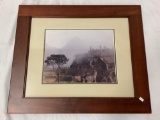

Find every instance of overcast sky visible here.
[45,29,114,50]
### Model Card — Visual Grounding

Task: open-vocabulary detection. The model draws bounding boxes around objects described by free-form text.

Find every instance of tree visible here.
[45,54,69,82]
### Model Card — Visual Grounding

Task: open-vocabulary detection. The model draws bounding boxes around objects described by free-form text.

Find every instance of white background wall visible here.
[0,0,160,120]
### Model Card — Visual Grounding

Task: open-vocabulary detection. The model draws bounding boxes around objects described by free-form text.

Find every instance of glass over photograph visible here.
[42,29,117,84]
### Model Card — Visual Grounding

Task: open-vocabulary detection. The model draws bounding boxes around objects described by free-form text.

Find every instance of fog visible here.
[44,29,115,67]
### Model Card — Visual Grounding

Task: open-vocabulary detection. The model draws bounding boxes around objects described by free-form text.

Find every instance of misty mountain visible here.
[44,37,115,67]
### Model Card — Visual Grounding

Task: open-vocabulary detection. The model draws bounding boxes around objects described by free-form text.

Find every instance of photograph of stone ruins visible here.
[42,29,117,84]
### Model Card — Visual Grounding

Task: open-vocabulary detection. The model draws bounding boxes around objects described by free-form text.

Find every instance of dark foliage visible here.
[45,54,69,67]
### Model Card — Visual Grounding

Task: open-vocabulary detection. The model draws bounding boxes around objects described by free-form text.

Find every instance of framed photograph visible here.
[7,5,151,113]
[42,29,117,84]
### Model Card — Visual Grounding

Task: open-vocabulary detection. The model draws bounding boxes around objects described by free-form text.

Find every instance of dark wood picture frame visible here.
[7,5,151,113]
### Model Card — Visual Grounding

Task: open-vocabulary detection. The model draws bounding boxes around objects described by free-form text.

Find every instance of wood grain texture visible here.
[7,5,151,114]
[18,5,141,17]
[8,98,150,113]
